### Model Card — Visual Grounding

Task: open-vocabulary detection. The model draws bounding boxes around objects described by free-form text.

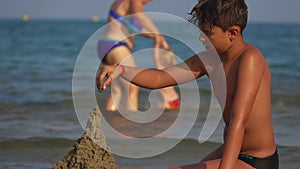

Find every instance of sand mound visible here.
[51,107,119,169]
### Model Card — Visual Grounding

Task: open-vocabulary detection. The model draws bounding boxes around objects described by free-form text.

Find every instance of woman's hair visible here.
[189,0,248,33]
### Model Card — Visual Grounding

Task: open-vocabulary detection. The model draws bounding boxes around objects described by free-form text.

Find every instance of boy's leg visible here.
[167,145,254,169]
[166,162,206,169]
[200,145,223,162]
[167,159,254,169]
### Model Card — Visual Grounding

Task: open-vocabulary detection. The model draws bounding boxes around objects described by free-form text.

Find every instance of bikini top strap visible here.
[112,0,126,11]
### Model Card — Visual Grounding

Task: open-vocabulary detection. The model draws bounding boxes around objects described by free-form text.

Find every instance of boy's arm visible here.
[96,54,207,92]
[219,49,266,169]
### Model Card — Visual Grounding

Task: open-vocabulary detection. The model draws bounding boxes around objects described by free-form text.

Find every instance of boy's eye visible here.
[202,30,212,36]
[200,27,212,36]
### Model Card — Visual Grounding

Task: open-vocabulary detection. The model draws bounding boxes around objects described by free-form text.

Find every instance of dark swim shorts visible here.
[238,149,279,169]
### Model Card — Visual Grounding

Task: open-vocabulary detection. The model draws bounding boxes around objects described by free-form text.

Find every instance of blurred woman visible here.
[98,0,175,111]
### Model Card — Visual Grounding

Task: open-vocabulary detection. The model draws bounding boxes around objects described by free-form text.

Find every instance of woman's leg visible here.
[105,45,139,111]
[153,48,180,109]
[105,78,122,111]
[159,87,180,109]
[118,76,139,111]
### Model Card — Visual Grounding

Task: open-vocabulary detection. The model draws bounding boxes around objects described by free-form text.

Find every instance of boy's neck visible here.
[220,38,247,63]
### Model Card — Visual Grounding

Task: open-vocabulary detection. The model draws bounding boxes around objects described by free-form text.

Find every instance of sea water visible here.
[0,20,299,168]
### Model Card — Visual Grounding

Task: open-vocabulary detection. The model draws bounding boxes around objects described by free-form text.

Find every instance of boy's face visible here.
[199,23,231,55]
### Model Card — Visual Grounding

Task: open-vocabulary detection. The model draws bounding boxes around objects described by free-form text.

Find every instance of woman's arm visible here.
[153,48,176,69]
[130,0,160,34]
[130,0,169,49]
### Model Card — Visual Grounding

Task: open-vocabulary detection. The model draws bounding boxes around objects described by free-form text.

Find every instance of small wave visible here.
[0,137,75,152]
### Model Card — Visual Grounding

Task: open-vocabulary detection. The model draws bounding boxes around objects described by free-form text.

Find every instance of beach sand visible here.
[51,107,120,169]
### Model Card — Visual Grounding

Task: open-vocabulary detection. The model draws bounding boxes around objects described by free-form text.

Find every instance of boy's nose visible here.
[199,32,206,42]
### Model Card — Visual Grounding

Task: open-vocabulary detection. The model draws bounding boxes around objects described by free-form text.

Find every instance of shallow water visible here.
[0,20,299,168]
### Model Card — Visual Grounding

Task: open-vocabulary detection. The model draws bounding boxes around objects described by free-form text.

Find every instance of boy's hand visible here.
[96,64,117,92]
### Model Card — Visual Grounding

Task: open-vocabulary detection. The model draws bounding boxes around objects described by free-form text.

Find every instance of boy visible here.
[96,0,278,168]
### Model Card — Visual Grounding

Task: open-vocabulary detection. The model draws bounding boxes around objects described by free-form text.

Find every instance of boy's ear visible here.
[228,26,241,41]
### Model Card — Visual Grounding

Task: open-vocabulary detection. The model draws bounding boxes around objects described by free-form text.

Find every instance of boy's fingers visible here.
[96,66,109,92]
[103,76,113,91]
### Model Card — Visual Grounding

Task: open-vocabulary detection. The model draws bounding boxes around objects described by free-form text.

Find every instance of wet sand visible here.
[51,107,120,169]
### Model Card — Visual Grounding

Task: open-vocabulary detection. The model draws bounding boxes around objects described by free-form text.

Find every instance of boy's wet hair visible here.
[189,0,248,33]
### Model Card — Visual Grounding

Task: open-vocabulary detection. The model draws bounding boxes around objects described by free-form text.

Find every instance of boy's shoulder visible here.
[240,44,265,63]
[237,44,266,72]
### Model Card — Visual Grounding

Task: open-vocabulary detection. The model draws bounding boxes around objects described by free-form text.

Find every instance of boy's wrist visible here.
[115,64,126,77]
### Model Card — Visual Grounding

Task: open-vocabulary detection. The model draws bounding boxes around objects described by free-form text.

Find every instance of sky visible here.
[0,0,299,23]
